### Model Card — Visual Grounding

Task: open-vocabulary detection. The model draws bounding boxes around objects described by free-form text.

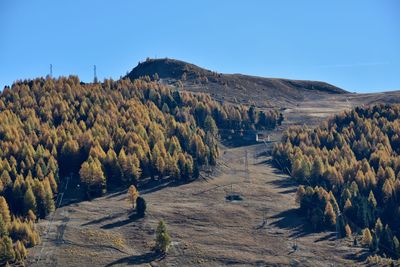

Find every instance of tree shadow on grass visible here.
[267,176,298,189]
[104,188,128,199]
[220,136,258,148]
[101,212,144,230]
[61,173,198,209]
[139,178,178,195]
[343,249,370,264]
[255,151,269,158]
[314,232,337,242]
[105,251,164,266]
[270,208,316,239]
[81,211,126,227]
[279,188,298,194]
[255,159,270,165]
[139,176,199,195]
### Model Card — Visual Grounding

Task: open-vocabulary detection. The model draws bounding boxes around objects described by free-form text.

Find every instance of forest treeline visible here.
[0,75,281,264]
[273,104,400,259]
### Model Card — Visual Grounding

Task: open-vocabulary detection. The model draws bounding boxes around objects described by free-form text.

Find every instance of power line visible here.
[217,128,276,133]
[34,174,71,265]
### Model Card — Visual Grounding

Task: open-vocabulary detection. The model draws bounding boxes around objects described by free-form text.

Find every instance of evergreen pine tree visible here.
[136,197,146,217]
[155,220,171,254]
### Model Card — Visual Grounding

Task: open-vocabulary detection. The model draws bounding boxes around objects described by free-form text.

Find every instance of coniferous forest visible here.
[0,75,282,264]
[273,104,400,259]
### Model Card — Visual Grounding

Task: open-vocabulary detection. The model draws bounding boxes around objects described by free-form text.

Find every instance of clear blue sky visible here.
[1,0,399,93]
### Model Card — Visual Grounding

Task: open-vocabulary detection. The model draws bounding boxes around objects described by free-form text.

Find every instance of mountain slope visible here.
[126,58,348,107]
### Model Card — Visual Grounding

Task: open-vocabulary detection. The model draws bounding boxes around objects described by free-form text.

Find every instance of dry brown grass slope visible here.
[126,58,348,107]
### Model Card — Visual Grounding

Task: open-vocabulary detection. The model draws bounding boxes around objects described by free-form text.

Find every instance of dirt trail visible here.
[27,140,364,266]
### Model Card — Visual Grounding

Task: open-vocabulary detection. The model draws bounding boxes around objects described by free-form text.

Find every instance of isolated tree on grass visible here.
[136,197,147,217]
[128,185,139,209]
[155,220,171,254]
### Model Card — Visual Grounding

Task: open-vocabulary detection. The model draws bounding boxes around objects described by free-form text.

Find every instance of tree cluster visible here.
[0,197,36,265]
[0,75,282,259]
[273,104,400,258]
[127,185,146,217]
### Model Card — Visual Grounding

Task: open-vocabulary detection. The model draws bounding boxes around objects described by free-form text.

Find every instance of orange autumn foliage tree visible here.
[0,75,282,260]
[273,104,400,259]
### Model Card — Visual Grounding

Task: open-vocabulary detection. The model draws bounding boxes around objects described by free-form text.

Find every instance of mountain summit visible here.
[126,58,348,107]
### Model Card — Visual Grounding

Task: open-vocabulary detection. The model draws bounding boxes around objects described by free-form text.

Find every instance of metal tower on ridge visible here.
[94,65,97,83]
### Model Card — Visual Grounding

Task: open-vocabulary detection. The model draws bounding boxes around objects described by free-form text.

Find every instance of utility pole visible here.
[205,160,210,178]
[262,210,266,224]
[335,211,342,239]
[50,64,53,78]
[292,239,298,251]
[245,150,249,182]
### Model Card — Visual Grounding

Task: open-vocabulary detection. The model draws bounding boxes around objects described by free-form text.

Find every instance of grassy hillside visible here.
[126,58,348,107]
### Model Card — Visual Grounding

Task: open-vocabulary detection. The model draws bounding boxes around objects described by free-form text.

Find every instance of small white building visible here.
[256,131,271,142]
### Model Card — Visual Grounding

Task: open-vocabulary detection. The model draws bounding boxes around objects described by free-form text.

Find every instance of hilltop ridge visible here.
[126,58,348,107]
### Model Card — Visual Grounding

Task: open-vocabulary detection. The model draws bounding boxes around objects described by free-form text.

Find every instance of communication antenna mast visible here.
[50,64,53,77]
[93,65,98,83]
